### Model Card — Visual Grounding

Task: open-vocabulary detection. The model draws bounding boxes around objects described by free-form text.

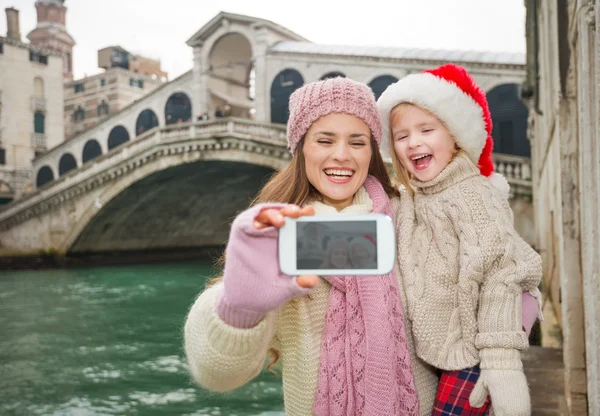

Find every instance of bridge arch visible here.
[136,109,159,136]
[107,125,130,151]
[207,32,254,118]
[62,154,280,254]
[486,83,530,157]
[59,153,78,176]
[270,68,304,125]
[165,92,192,125]
[320,71,346,80]
[36,165,55,188]
[82,139,103,164]
[368,75,399,100]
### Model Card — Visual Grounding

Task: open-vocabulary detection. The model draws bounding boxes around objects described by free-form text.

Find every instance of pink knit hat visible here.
[287,77,382,154]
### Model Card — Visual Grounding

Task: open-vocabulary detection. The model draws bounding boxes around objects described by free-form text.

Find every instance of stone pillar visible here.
[558,6,588,409]
[579,2,600,414]
[252,26,270,123]
[192,46,208,118]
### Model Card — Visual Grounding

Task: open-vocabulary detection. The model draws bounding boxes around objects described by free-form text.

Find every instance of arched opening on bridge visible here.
[82,139,102,164]
[36,166,54,188]
[368,75,399,100]
[0,180,14,205]
[107,125,130,150]
[59,153,77,176]
[487,84,530,157]
[207,33,254,119]
[70,161,276,254]
[320,71,346,80]
[271,69,304,125]
[165,93,192,125]
[136,109,159,136]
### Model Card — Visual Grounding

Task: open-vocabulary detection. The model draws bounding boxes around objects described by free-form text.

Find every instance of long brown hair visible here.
[210,135,397,372]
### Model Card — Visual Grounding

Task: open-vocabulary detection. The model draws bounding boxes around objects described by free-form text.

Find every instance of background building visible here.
[0,7,64,203]
[63,46,167,139]
[524,0,599,414]
[26,0,75,81]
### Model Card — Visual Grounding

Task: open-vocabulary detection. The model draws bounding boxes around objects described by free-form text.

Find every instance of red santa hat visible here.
[377,64,509,197]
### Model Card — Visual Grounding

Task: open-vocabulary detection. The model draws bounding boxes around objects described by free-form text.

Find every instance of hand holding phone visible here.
[217,203,320,328]
[278,214,396,276]
[253,204,319,288]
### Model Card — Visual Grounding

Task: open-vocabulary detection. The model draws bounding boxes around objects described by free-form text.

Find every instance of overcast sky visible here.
[1,0,526,80]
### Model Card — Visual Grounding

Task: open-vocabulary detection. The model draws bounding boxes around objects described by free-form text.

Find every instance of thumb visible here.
[469,377,488,409]
[282,275,317,299]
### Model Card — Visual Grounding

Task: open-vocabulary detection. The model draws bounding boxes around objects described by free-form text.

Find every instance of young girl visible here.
[377,64,543,416]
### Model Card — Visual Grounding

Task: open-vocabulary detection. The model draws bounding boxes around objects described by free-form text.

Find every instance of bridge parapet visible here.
[493,153,533,199]
[0,118,290,232]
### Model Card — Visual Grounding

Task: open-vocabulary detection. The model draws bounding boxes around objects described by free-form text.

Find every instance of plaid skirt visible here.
[432,366,491,416]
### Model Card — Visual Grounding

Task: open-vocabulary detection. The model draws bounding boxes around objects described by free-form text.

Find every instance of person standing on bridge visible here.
[184,77,439,415]
[377,64,543,416]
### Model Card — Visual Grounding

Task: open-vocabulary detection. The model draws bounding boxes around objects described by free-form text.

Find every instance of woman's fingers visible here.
[254,208,285,229]
[253,205,314,230]
[296,275,319,288]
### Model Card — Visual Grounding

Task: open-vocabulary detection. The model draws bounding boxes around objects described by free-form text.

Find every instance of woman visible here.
[184,77,439,415]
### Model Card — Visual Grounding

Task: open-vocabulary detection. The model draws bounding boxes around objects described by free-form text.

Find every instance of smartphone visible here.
[278,214,396,276]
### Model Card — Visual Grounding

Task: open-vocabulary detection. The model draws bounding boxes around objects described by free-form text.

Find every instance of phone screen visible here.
[296,221,377,270]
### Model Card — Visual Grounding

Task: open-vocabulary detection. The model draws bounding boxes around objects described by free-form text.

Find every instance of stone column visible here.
[192,46,208,118]
[579,1,600,414]
[252,26,270,122]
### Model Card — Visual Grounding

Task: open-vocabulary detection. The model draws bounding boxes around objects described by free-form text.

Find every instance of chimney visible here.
[5,7,20,42]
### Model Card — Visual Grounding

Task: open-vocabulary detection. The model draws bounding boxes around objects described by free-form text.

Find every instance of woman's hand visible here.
[253,205,318,289]
[216,204,319,328]
[253,205,315,229]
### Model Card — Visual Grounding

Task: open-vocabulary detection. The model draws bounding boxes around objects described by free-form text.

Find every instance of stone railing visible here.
[31,132,47,149]
[0,118,290,223]
[160,118,287,145]
[493,153,532,198]
[31,96,47,112]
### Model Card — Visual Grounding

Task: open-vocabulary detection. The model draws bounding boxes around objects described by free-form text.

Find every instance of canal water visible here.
[0,261,285,416]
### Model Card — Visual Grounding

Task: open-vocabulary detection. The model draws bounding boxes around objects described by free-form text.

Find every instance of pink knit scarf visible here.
[313,176,420,416]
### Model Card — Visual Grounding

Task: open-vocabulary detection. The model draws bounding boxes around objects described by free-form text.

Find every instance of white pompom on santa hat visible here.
[377,64,510,198]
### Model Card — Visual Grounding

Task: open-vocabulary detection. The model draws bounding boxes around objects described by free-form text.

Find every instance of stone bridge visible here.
[0,117,535,255]
[0,118,290,254]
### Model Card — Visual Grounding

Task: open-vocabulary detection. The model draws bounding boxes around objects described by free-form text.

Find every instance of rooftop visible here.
[269,41,525,66]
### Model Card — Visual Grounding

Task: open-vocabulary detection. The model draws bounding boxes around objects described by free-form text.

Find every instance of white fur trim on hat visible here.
[489,172,510,199]
[377,73,487,165]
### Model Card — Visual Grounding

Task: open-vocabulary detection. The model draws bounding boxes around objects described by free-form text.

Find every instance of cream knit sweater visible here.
[395,153,542,371]
[184,187,438,416]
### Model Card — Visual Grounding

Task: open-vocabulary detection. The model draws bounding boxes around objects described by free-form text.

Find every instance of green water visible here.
[0,261,285,416]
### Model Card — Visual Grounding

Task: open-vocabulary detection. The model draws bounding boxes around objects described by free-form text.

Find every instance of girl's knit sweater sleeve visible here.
[452,178,542,361]
[184,282,277,392]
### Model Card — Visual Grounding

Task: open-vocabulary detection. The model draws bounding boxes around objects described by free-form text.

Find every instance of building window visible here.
[34,111,45,134]
[130,78,144,88]
[74,83,84,93]
[29,51,48,65]
[100,79,106,87]
[97,100,109,116]
[0,148,5,165]
[73,106,85,122]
